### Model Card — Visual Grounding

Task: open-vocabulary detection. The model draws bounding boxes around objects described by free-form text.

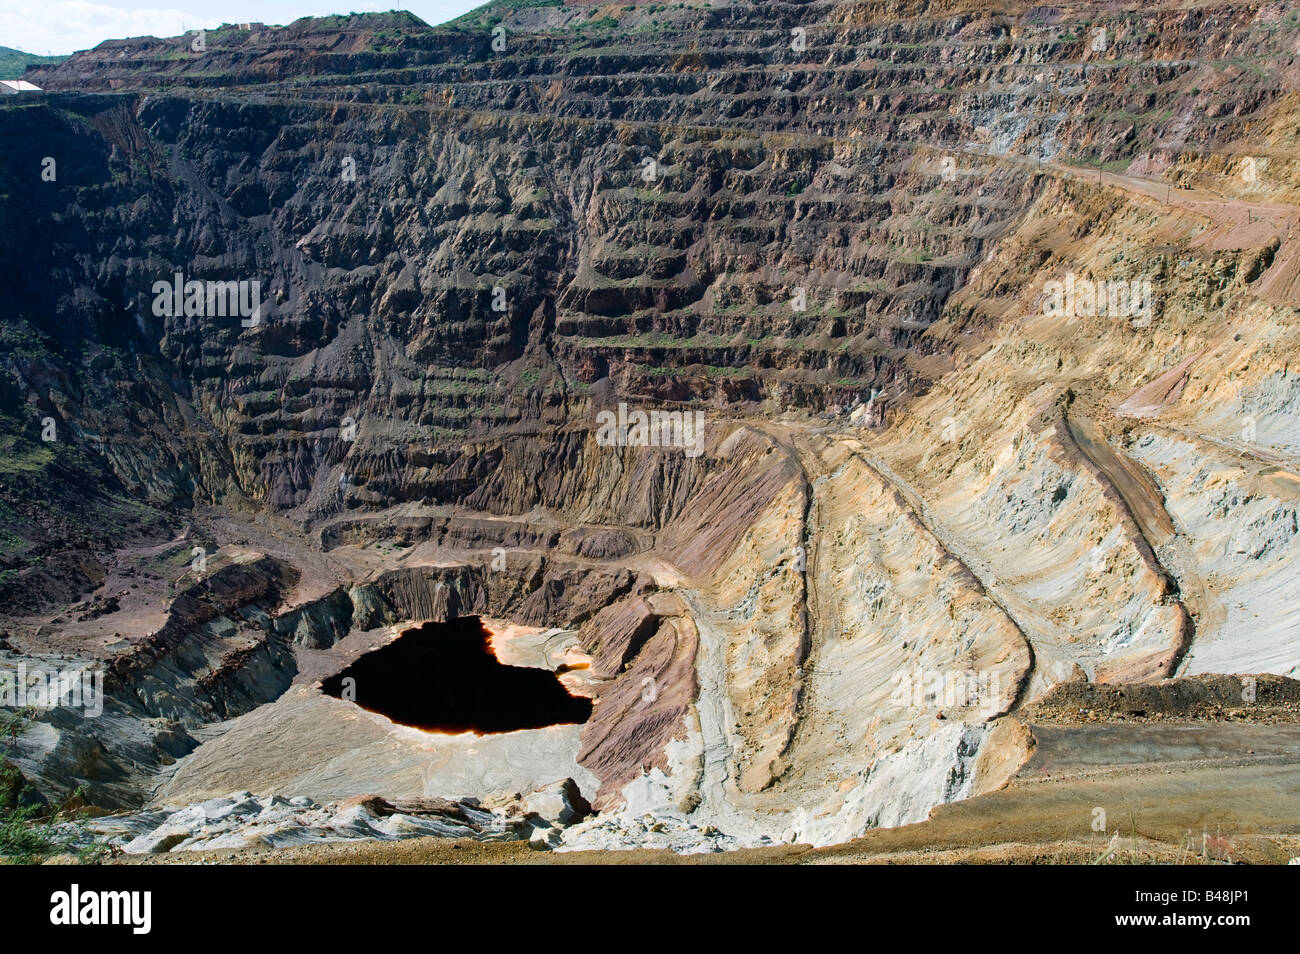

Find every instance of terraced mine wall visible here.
[2,2,1299,849]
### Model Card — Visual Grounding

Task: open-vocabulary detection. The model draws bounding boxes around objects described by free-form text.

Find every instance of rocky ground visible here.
[91,714,1300,864]
[69,778,595,855]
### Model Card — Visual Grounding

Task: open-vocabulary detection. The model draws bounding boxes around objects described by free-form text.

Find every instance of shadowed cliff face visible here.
[3,2,1300,851]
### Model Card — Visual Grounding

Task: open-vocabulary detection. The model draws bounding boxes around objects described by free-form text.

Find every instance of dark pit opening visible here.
[320,616,593,733]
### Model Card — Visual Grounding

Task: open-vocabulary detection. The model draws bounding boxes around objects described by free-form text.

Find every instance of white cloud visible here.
[0,0,194,55]
[0,1,483,57]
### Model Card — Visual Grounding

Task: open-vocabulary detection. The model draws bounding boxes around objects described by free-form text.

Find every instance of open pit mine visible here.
[1,0,1299,867]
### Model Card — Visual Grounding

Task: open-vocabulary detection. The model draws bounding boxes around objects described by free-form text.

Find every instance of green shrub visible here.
[0,709,105,864]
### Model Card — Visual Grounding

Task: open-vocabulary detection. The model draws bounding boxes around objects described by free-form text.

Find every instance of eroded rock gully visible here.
[3,1,1300,857]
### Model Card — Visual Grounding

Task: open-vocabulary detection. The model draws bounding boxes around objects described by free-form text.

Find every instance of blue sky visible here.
[0,0,484,56]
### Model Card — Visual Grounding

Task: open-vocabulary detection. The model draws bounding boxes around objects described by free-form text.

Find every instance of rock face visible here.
[3,2,1300,855]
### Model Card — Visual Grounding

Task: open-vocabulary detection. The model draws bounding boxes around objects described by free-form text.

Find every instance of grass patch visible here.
[0,46,65,80]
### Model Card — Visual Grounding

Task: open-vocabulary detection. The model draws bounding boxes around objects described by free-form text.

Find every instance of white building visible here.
[0,80,42,95]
